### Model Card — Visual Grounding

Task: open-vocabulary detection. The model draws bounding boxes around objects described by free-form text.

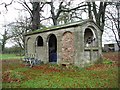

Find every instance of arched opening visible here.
[36,36,43,46]
[84,28,95,47]
[48,34,57,62]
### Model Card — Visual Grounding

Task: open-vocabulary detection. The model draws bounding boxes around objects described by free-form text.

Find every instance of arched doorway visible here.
[48,34,57,62]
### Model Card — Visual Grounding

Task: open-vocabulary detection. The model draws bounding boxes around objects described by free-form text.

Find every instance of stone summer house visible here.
[25,19,102,67]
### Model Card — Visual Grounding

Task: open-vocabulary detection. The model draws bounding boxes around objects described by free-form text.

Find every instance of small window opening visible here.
[37,36,43,46]
[84,28,95,47]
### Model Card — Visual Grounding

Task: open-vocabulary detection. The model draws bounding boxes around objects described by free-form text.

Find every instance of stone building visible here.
[104,43,119,52]
[25,19,102,67]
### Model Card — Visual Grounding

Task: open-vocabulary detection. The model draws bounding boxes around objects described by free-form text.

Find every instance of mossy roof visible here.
[25,19,95,36]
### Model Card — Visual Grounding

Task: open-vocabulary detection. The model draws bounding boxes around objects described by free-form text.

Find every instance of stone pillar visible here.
[74,26,84,66]
[44,36,49,64]
[57,34,62,64]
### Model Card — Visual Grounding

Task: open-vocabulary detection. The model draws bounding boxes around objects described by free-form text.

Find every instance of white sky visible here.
[0,0,118,47]
[0,0,30,47]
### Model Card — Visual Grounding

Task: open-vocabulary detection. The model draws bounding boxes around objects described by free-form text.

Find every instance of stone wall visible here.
[25,20,102,67]
[61,32,74,64]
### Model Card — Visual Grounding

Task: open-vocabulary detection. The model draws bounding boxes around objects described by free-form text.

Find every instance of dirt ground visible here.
[102,52,119,61]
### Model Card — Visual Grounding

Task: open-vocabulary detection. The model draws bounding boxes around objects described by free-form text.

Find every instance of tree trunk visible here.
[52,17,57,26]
[87,2,93,19]
[1,38,6,54]
[87,2,107,53]
[32,2,40,31]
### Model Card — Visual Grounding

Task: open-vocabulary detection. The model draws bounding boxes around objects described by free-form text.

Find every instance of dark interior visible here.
[48,34,57,62]
[84,28,93,45]
[37,36,43,46]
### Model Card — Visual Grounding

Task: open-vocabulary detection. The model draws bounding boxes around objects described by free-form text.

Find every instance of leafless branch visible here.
[0,0,14,11]
[62,4,87,12]
[105,13,120,48]
[17,1,33,17]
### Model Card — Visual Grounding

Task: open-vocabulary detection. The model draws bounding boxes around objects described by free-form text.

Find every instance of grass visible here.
[0,54,23,60]
[2,58,119,88]
[1,52,119,88]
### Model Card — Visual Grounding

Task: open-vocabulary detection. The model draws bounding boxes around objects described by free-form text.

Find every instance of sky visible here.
[0,0,30,47]
[0,0,118,47]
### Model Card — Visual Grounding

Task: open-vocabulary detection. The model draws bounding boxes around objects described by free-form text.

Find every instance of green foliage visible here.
[4,45,24,54]
[0,54,23,60]
[103,59,113,64]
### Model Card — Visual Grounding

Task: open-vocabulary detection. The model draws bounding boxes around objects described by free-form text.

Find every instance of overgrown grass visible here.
[0,54,23,60]
[2,59,119,88]
[2,52,119,88]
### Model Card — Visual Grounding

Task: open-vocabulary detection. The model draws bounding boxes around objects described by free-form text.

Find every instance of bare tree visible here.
[46,0,87,25]
[8,14,46,50]
[86,2,107,48]
[8,16,31,50]
[17,0,46,30]
[0,27,12,53]
[105,2,120,50]
[46,0,64,25]
[86,2,107,34]
[57,1,86,24]
[49,1,107,33]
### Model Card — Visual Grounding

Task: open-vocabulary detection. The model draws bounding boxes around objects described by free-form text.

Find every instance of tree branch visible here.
[61,4,87,12]
[0,0,14,11]
[56,1,63,19]
[17,1,33,17]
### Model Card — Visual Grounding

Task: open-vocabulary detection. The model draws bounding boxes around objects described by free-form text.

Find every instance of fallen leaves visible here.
[103,52,119,61]
[2,70,22,83]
